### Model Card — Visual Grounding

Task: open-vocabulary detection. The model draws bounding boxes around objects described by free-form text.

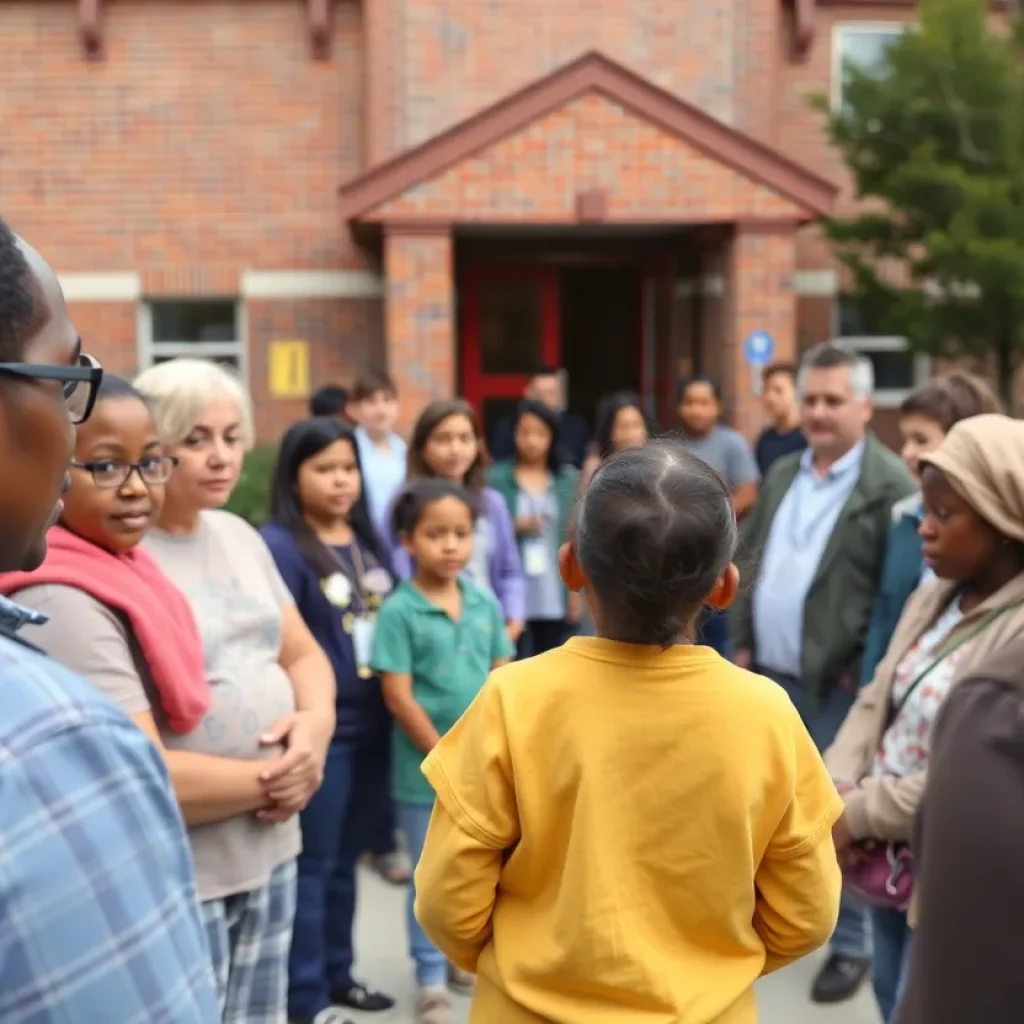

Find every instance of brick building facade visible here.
[0,1,935,443]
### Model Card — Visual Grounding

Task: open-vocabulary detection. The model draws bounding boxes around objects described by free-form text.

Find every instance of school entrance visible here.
[338,51,836,437]
[457,231,673,440]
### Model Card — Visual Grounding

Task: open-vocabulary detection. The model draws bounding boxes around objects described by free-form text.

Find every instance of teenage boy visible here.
[350,369,412,887]
[352,369,408,540]
[754,362,807,476]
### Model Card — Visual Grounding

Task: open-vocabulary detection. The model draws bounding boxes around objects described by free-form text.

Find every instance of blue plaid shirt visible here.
[0,594,219,1022]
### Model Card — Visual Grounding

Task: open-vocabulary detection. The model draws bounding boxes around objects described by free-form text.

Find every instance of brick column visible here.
[383,226,456,433]
[726,220,798,441]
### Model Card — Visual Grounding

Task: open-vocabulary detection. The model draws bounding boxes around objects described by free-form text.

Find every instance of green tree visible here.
[815,0,1024,403]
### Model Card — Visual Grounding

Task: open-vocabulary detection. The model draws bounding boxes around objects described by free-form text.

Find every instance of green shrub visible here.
[225,445,278,526]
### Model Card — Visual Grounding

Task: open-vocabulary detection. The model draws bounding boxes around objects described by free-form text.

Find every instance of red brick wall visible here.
[728,226,798,439]
[369,0,780,158]
[0,1,368,272]
[373,93,802,224]
[247,298,385,440]
[68,302,138,378]
[0,1,381,443]
[383,231,455,433]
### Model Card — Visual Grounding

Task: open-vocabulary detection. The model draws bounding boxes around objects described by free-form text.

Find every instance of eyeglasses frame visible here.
[70,454,180,491]
[0,353,103,424]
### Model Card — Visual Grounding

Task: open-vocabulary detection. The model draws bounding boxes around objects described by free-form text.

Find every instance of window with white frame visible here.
[139,299,246,377]
[835,293,929,407]
[832,24,906,109]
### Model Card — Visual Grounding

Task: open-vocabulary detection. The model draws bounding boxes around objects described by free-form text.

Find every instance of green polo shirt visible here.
[371,578,513,805]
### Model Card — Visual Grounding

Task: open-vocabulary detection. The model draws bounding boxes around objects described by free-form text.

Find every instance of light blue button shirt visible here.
[355,427,407,538]
[752,442,865,677]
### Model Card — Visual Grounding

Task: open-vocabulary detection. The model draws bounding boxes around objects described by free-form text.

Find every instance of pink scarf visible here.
[0,526,210,733]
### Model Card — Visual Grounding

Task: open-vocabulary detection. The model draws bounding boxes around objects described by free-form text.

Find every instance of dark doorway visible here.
[559,266,642,429]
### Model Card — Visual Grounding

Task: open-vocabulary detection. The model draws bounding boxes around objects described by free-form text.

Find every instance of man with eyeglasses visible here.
[0,218,219,1021]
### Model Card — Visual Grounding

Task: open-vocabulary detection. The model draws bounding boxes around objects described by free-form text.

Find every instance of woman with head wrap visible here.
[823,414,1024,1023]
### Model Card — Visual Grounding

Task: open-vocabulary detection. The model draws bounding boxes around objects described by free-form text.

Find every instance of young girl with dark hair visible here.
[371,479,513,1024]
[579,389,656,490]
[261,416,395,1023]
[412,437,843,1024]
[488,399,581,657]
[397,398,525,644]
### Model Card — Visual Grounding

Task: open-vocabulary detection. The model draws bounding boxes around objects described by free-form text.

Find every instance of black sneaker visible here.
[810,953,872,1004]
[330,982,395,1013]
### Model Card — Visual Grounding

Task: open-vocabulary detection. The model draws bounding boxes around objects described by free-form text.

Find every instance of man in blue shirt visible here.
[0,218,218,1022]
[732,341,915,1007]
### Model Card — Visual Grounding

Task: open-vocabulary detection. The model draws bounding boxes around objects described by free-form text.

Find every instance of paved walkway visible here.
[347,867,882,1023]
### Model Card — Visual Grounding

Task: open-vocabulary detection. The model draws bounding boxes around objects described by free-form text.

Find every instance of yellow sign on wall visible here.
[269,340,310,399]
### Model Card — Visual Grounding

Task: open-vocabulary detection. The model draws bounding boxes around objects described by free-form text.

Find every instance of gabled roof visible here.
[339,51,838,222]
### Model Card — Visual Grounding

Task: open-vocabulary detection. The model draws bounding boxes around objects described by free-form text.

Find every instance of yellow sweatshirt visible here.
[416,637,843,1024]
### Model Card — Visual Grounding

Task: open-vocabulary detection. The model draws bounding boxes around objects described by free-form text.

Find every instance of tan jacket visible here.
[825,572,1024,843]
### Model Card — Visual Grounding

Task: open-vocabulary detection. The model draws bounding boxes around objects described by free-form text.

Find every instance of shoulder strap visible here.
[887,601,1023,727]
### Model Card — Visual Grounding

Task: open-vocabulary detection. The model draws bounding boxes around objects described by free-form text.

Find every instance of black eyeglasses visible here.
[71,454,178,489]
[0,352,103,424]
[71,454,179,490]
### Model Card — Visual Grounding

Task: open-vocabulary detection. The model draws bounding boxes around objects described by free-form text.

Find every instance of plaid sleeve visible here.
[0,651,219,1023]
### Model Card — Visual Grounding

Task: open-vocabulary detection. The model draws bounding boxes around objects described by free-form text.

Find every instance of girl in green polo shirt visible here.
[371,479,513,1024]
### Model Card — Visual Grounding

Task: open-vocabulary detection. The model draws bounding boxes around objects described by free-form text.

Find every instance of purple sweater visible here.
[390,486,525,622]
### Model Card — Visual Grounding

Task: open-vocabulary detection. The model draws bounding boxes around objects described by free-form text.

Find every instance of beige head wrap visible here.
[923,413,1024,543]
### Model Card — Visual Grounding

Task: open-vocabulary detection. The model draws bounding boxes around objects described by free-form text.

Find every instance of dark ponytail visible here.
[391,479,475,539]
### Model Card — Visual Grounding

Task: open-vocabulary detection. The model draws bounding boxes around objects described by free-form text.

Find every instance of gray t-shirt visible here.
[20,510,302,902]
[683,425,760,489]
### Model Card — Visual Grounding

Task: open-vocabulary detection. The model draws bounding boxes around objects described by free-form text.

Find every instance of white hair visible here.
[133,358,255,449]
[797,341,875,401]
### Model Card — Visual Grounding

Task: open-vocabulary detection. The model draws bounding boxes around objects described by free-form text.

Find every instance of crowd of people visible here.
[1,213,1023,1024]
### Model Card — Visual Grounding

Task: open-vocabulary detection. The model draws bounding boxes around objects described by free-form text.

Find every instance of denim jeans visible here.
[396,801,448,988]
[288,735,390,1020]
[871,906,912,1022]
[756,666,873,962]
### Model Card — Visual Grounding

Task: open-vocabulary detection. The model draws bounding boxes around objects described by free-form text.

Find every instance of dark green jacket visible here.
[731,435,915,705]
[487,460,579,603]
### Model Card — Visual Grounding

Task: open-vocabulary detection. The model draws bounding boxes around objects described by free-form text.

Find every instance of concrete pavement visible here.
[347,866,882,1023]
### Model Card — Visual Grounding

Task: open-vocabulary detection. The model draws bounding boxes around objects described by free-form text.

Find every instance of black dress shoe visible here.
[330,982,395,1013]
[811,953,872,1003]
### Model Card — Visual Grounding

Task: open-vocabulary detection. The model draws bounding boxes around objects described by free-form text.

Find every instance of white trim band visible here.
[241,269,384,300]
[58,272,142,302]
[792,269,838,296]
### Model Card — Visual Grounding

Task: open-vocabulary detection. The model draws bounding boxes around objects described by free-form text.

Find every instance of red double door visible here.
[460,267,561,442]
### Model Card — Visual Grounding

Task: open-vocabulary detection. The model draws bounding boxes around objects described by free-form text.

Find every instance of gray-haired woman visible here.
[135,358,336,1024]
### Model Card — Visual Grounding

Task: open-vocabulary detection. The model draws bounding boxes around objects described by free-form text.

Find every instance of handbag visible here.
[842,602,1019,910]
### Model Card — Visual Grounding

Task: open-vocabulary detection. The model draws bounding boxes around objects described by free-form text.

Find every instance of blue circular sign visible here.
[743,331,775,366]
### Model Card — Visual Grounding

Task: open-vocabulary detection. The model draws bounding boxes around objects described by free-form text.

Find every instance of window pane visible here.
[865,350,915,391]
[838,29,903,105]
[152,353,240,372]
[151,301,237,343]
[837,294,890,336]
[478,280,544,374]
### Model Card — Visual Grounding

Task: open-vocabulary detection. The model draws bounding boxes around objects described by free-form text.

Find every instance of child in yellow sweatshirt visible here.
[414,437,844,1024]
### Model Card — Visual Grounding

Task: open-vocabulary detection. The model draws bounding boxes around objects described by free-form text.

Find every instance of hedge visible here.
[224,446,278,527]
